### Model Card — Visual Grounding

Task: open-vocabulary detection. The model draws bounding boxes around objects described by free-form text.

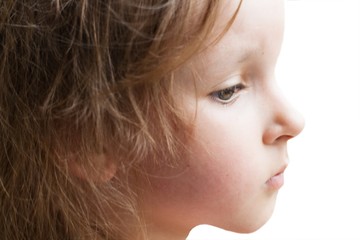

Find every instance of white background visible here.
[188,0,360,239]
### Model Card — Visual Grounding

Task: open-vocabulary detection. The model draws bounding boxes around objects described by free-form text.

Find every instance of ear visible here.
[67,153,117,183]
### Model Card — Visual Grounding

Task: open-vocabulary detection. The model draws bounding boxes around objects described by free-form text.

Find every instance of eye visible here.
[210,83,247,104]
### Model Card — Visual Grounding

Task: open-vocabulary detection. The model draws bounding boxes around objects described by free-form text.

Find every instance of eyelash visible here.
[210,83,247,105]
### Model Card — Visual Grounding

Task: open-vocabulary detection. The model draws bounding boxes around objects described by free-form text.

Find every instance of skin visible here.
[139,0,305,239]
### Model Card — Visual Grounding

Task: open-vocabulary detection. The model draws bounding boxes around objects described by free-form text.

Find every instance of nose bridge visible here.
[262,83,305,144]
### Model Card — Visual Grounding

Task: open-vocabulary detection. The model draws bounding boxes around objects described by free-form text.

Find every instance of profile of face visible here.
[140,0,305,239]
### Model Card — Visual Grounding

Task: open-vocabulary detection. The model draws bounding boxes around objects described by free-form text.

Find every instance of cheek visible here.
[189,107,265,194]
[141,124,264,223]
[140,133,269,234]
[140,102,275,233]
[186,130,263,202]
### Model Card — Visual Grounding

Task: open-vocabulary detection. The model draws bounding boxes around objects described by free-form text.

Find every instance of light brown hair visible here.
[0,0,239,239]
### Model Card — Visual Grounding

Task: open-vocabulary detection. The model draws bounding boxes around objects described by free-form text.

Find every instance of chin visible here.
[238,216,272,233]
[227,218,270,234]
[226,198,278,234]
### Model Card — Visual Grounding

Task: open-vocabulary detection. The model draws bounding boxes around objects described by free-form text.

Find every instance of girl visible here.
[0,0,304,239]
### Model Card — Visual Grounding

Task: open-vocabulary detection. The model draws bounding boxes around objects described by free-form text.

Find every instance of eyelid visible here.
[210,82,247,105]
[210,74,244,91]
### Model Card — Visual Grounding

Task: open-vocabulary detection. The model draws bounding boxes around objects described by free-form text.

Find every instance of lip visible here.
[266,165,287,190]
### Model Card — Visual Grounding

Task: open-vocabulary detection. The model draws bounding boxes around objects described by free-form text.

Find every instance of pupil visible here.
[219,88,234,100]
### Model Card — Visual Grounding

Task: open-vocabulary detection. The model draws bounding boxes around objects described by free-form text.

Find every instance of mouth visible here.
[266,165,287,190]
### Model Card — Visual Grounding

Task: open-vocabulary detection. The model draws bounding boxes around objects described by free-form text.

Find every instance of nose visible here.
[262,86,305,145]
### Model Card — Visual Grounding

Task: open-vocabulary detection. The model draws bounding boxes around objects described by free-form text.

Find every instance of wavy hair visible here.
[0,0,239,239]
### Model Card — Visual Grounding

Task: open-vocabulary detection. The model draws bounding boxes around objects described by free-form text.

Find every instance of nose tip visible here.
[263,92,305,144]
[283,108,305,139]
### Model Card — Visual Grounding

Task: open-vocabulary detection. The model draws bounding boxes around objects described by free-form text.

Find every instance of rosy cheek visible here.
[185,144,250,195]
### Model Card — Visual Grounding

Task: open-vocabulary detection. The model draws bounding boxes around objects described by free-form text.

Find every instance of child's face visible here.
[142,0,304,237]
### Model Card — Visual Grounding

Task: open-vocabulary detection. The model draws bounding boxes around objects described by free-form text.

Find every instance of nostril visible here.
[263,110,305,145]
[276,134,294,143]
[262,85,305,145]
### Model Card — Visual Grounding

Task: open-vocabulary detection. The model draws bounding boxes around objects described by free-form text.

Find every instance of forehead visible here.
[217,0,284,51]
[209,0,284,63]
[178,0,284,86]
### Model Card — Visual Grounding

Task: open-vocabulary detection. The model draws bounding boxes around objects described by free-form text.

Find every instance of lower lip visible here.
[266,173,284,190]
